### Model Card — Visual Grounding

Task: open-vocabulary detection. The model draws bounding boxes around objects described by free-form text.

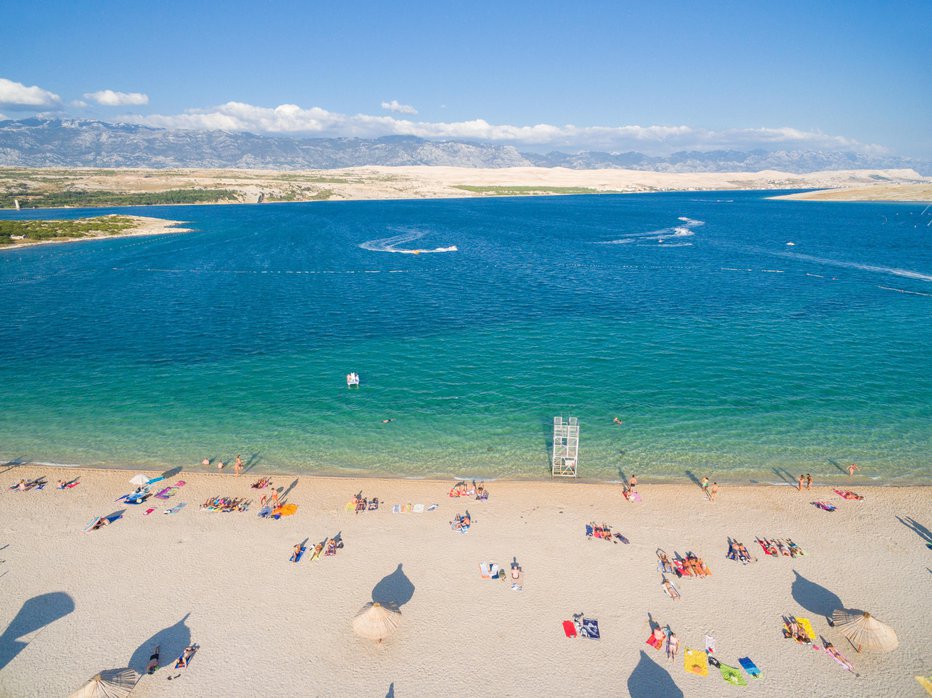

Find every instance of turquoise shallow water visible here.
[0,192,929,482]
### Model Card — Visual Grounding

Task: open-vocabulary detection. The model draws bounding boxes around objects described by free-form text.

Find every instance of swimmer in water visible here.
[613,417,624,425]
[382,419,394,424]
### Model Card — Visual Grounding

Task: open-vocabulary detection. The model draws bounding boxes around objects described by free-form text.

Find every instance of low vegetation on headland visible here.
[0,215,185,247]
[1,188,238,209]
[452,185,602,196]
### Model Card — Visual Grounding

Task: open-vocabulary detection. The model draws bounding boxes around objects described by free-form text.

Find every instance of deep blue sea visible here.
[1,192,929,482]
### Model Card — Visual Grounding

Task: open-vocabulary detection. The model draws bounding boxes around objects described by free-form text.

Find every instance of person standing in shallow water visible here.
[797,475,805,492]
[234,455,243,477]
[805,474,812,490]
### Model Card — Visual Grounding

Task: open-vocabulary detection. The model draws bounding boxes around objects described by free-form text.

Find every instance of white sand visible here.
[0,466,928,697]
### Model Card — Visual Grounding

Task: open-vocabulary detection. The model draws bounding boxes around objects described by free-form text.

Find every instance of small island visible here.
[0,214,190,250]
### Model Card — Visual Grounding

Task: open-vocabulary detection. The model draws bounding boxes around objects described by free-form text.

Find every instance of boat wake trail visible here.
[596,216,705,246]
[359,228,458,255]
[773,250,932,283]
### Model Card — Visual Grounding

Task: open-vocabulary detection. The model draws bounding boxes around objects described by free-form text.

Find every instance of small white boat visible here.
[346,372,360,387]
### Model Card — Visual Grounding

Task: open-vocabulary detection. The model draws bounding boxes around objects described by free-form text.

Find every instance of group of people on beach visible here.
[449,480,489,500]
[200,496,250,512]
[699,476,719,501]
[657,549,711,578]
[202,454,245,476]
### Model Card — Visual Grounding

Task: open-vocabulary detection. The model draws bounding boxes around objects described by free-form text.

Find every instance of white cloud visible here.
[381,99,417,115]
[70,99,88,108]
[120,100,881,155]
[84,89,149,106]
[0,77,61,109]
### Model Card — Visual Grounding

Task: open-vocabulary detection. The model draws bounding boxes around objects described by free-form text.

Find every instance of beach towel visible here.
[579,618,600,639]
[257,505,272,518]
[646,632,664,650]
[175,645,198,669]
[814,501,836,511]
[144,507,156,516]
[704,634,716,654]
[290,546,306,563]
[562,620,577,638]
[916,676,932,696]
[392,504,401,513]
[738,657,762,678]
[278,503,298,517]
[684,649,709,676]
[345,500,357,512]
[413,504,425,513]
[834,489,863,500]
[614,533,630,544]
[83,516,103,533]
[585,524,594,538]
[164,502,187,515]
[796,617,816,643]
[709,657,747,686]
[155,486,178,500]
[479,562,492,579]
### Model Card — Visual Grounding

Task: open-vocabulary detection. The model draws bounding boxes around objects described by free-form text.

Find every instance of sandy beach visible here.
[0,465,928,697]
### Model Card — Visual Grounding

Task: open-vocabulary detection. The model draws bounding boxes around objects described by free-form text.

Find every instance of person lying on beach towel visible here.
[834,489,864,500]
[662,577,681,600]
[449,482,468,497]
[368,497,379,511]
[657,550,674,574]
[510,562,523,591]
[146,645,161,674]
[174,644,198,669]
[814,500,837,511]
[475,482,489,500]
[250,477,272,489]
[824,643,858,674]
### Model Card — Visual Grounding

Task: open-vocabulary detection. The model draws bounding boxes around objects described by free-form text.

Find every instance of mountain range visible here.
[0,118,928,174]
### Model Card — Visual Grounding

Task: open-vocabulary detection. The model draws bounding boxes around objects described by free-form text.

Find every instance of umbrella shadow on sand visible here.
[791,570,842,622]
[371,564,415,612]
[128,613,191,673]
[0,592,75,670]
[627,650,683,698]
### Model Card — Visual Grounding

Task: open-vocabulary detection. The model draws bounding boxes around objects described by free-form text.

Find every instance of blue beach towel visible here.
[738,657,762,678]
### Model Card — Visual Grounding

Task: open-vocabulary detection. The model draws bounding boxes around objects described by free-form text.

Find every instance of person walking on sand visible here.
[700,476,710,499]
[805,473,812,490]
[234,455,243,477]
[667,632,680,662]
[848,463,860,477]
[628,474,638,491]
[710,482,719,501]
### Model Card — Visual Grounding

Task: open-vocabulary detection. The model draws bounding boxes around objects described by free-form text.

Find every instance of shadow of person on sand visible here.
[128,613,191,673]
[371,564,415,612]
[791,570,843,622]
[896,516,932,545]
[684,470,702,488]
[385,682,395,698]
[627,650,683,698]
[0,592,75,671]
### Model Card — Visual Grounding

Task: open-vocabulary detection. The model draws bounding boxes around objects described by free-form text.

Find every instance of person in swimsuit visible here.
[667,632,680,660]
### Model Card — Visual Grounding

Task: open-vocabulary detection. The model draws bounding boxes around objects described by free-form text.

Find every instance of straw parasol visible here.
[352,602,400,642]
[69,668,140,698]
[832,609,899,652]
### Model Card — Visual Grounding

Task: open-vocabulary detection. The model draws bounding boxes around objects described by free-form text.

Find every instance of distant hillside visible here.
[0,118,928,174]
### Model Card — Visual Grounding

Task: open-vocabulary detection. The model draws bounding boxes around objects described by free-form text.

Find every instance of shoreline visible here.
[7,459,921,488]
[0,214,191,251]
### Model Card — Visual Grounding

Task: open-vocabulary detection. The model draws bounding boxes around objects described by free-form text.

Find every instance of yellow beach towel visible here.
[916,676,932,696]
[796,617,817,643]
[684,648,708,676]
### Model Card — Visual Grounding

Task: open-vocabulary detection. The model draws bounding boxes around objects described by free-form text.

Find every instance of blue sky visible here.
[3,1,930,157]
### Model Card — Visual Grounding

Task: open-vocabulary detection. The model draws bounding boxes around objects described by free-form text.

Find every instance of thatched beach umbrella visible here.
[69,668,140,698]
[832,610,899,653]
[353,602,400,642]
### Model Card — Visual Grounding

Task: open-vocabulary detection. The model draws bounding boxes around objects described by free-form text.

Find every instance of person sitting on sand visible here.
[475,482,488,500]
[15,479,27,491]
[451,512,471,531]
